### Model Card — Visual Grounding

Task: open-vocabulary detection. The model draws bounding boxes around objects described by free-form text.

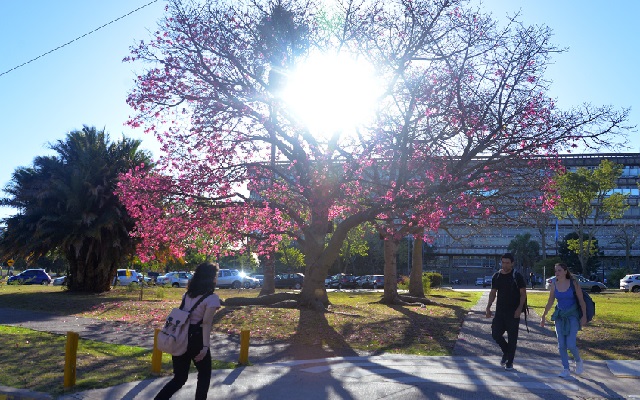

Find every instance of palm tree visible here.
[0,126,151,292]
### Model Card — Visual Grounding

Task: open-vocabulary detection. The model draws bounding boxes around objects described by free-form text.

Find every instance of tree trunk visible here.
[408,235,425,298]
[259,256,276,296]
[381,237,400,304]
[299,226,331,310]
[65,241,114,293]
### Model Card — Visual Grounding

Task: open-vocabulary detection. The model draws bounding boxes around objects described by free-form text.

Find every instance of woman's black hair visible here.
[187,262,219,298]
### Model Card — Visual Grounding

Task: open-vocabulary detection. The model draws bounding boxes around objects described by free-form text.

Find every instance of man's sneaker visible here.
[504,363,514,371]
[500,355,508,367]
[575,360,584,374]
[558,369,571,378]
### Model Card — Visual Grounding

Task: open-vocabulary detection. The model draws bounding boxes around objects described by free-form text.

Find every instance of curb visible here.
[0,386,53,400]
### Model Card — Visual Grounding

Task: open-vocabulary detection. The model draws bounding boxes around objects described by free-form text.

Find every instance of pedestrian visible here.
[485,252,527,371]
[155,262,221,400]
[530,271,535,289]
[540,262,587,377]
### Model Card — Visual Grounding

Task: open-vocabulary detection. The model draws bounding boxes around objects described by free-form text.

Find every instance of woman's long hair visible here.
[555,263,573,280]
[187,262,219,298]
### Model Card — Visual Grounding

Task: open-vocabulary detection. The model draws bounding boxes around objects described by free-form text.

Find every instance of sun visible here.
[280,51,384,140]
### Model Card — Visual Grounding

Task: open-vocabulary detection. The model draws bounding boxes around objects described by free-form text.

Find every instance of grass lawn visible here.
[527,291,640,360]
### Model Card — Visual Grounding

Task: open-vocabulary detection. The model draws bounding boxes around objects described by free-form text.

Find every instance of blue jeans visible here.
[554,315,581,369]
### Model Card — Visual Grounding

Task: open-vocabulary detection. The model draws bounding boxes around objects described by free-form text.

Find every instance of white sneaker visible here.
[575,360,584,374]
[558,369,571,378]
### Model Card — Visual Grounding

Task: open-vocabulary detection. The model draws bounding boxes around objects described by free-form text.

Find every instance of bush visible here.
[608,268,631,288]
[424,272,442,288]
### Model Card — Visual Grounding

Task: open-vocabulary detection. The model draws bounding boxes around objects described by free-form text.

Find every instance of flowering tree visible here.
[118,0,627,308]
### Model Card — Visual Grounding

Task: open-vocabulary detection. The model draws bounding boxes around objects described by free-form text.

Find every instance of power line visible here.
[0,0,160,78]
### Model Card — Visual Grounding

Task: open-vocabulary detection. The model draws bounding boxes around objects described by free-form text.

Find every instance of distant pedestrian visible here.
[530,271,535,289]
[540,262,587,378]
[485,253,527,371]
[155,262,221,400]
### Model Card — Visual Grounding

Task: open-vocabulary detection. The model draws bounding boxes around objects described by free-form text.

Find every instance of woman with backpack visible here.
[540,263,587,378]
[155,262,221,400]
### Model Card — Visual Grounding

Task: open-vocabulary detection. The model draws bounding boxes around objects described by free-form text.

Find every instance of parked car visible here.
[355,275,372,288]
[241,275,260,289]
[52,275,67,286]
[250,274,264,286]
[361,275,384,289]
[275,273,304,289]
[113,269,142,286]
[217,269,243,289]
[145,271,161,284]
[325,275,334,287]
[475,277,484,286]
[545,275,606,293]
[328,274,358,289]
[620,274,640,292]
[483,276,493,288]
[8,269,52,285]
[157,271,192,287]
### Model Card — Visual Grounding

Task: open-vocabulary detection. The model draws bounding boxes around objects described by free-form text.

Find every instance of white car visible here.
[217,269,243,289]
[113,269,142,286]
[52,275,67,286]
[620,274,640,292]
[157,271,192,288]
[241,275,260,288]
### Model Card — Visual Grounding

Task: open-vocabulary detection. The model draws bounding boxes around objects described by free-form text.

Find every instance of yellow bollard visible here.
[151,328,163,374]
[238,330,250,365]
[63,331,79,388]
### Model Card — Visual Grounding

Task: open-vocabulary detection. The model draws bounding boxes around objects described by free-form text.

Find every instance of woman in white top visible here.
[155,262,221,400]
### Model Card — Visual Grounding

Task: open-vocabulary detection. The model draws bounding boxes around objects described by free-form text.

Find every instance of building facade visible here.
[425,153,640,283]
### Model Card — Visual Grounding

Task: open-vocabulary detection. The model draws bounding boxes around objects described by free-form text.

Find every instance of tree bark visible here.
[409,234,425,298]
[259,256,276,296]
[381,237,400,304]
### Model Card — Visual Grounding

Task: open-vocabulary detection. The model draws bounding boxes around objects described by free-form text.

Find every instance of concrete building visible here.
[424,153,640,283]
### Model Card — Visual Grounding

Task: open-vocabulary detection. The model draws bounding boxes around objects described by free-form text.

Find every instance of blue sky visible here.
[1,0,638,221]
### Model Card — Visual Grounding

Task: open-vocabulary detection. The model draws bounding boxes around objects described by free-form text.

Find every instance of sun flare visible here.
[281,52,384,140]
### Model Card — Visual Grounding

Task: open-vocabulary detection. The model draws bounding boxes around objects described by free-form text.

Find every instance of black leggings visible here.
[491,313,520,364]
[155,325,211,400]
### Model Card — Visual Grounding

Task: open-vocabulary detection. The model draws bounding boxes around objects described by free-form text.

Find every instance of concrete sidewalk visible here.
[2,291,639,399]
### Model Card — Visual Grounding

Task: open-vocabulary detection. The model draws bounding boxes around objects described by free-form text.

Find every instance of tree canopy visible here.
[552,159,629,272]
[0,126,151,292]
[117,0,628,307]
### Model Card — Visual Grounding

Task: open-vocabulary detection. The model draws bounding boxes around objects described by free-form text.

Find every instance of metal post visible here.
[151,328,163,374]
[64,331,79,388]
[239,330,250,365]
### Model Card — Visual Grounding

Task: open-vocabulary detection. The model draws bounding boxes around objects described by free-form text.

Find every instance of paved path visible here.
[1,290,639,399]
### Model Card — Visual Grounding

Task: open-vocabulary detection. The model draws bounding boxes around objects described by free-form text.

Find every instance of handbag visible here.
[157,292,212,356]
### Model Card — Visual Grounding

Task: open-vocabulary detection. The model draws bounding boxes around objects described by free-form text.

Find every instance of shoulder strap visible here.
[187,292,213,313]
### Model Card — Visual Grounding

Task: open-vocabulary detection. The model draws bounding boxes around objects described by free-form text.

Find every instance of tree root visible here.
[221,292,299,306]
[379,294,441,306]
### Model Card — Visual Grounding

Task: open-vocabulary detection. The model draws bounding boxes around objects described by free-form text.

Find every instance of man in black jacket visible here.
[485,253,527,370]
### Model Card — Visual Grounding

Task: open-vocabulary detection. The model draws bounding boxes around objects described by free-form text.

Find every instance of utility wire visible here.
[0,0,160,78]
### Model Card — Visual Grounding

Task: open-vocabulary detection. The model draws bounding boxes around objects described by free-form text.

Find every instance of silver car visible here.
[545,275,606,293]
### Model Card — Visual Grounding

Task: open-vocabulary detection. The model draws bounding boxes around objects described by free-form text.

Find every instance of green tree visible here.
[0,126,151,292]
[508,233,540,275]
[558,232,601,275]
[335,224,371,274]
[552,159,629,273]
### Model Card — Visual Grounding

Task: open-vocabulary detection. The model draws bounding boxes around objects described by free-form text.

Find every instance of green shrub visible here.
[422,274,432,294]
[424,272,442,288]
[608,268,631,287]
[397,275,409,290]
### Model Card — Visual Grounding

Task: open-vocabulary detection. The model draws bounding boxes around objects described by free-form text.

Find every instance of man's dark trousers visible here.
[491,312,520,364]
